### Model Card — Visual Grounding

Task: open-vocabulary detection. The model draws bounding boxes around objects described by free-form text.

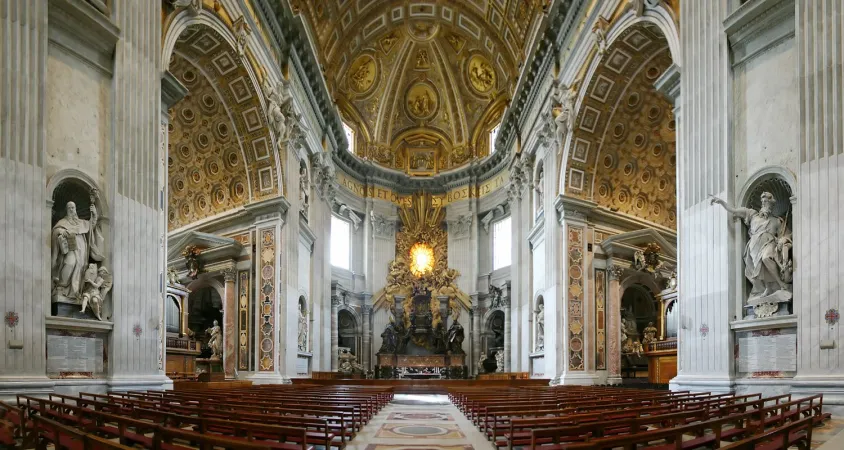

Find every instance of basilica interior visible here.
[2,0,844,449]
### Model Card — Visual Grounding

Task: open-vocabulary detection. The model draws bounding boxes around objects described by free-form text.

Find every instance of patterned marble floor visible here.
[347,394,494,450]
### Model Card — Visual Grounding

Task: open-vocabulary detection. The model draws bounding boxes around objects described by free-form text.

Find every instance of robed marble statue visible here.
[51,200,106,305]
[710,192,793,314]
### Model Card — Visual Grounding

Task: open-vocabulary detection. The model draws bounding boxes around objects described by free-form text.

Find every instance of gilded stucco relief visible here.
[565,24,677,230]
[293,1,546,175]
[167,24,277,230]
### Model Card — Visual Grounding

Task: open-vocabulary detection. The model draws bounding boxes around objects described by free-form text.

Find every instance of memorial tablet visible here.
[47,335,105,374]
[737,333,796,373]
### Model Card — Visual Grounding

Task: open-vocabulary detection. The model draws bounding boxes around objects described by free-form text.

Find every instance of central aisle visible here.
[347,394,494,450]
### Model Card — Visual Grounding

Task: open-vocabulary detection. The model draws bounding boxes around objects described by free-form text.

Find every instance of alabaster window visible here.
[331,215,352,270]
[492,216,512,270]
[489,124,500,155]
[343,122,355,153]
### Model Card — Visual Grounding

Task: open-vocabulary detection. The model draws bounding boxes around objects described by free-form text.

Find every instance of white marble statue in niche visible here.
[534,303,545,351]
[495,350,504,372]
[710,191,793,317]
[51,189,109,319]
[299,164,310,217]
[297,302,308,352]
[80,264,112,321]
[206,320,222,359]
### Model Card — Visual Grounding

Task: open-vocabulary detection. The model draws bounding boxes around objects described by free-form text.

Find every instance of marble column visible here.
[223,268,237,379]
[607,265,624,384]
[330,296,340,370]
[362,305,372,370]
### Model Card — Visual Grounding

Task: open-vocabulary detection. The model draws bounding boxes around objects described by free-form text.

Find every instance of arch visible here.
[606,6,681,67]
[559,19,677,229]
[162,9,285,231]
[621,271,662,296]
[337,308,360,355]
[185,276,225,301]
[738,165,798,209]
[47,169,110,220]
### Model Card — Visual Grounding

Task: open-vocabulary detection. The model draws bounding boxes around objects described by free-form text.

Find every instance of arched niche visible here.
[297,295,309,353]
[338,309,359,356]
[47,170,111,320]
[534,295,545,352]
[734,166,797,316]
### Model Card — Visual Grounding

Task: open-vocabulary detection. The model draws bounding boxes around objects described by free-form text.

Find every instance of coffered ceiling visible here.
[292,0,548,175]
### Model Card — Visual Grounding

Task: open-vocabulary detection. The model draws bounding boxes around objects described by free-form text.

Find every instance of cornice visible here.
[723,0,795,67]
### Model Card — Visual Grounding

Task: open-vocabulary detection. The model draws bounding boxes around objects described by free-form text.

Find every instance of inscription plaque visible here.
[738,334,796,372]
[47,335,104,373]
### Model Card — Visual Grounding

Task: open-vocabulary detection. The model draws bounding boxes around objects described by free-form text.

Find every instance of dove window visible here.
[331,215,352,270]
[492,216,512,270]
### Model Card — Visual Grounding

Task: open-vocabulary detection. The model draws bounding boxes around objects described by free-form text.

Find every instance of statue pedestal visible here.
[196,358,224,381]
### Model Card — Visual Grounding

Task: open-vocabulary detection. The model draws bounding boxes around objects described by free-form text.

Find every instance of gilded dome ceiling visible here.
[292,0,548,175]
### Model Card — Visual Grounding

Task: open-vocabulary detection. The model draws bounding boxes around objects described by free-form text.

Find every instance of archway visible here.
[338,310,359,356]
[187,286,223,359]
[620,284,658,382]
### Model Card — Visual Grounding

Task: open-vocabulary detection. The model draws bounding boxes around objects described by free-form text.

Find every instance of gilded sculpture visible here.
[348,55,377,94]
[468,55,496,93]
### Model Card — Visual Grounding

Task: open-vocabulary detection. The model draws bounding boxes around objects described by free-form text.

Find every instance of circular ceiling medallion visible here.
[347,54,377,95]
[648,105,662,121]
[467,54,496,94]
[405,82,439,121]
[653,203,662,215]
[182,70,197,85]
[215,122,230,141]
[598,183,610,198]
[658,177,669,191]
[634,195,647,210]
[212,187,226,205]
[641,169,652,184]
[612,123,626,140]
[623,162,635,176]
[633,133,647,148]
[195,195,209,212]
[189,169,202,185]
[602,154,614,168]
[652,144,664,157]
[668,119,676,131]
[231,180,246,200]
[178,144,191,160]
[617,190,630,204]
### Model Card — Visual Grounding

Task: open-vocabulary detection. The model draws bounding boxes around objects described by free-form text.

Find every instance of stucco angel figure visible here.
[592,16,610,57]
[551,80,578,148]
[206,320,222,359]
[642,321,658,345]
[263,78,292,142]
[80,265,112,321]
[51,198,106,303]
[710,192,793,304]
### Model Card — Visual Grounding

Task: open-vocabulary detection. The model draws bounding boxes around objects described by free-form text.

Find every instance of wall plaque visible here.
[737,334,796,373]
[47,335,105,374]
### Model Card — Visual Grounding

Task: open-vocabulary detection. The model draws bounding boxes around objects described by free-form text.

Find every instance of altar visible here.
[371,194,470,380]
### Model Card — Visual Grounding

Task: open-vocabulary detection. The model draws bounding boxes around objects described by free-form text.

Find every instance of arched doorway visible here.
[338,310,359,356]
[620,284,658,381]
[187,286,223,359]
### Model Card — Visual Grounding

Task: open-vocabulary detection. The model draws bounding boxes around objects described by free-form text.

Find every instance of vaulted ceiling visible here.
[292,0,548,175]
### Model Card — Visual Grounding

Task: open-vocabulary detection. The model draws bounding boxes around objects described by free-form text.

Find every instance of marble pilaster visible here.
[223,268,237,379]
[362,305,372,370]
[330,295,340,370]
[606,265,624,384]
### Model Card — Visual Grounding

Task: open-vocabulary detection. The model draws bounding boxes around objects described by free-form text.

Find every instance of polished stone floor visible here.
[345,394,844,450]
[347,394,493,450]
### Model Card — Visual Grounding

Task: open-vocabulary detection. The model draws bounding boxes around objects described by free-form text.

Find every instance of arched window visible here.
[343,122,355,154]
[492,216,512,270]
[331,215,352,270]
[489,124,500,155]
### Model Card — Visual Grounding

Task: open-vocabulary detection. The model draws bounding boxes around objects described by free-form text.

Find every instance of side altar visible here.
[372,194,469,379]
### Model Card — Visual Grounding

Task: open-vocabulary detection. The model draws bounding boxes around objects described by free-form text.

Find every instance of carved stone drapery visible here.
[448,214,473,239]
[232,16,251,59]
[370,212,395,239]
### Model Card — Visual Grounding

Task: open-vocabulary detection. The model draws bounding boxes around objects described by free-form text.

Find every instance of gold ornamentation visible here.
[380,31,399,54]
[446,33,465,53]
[406,83,438,120]
[416,49,431,69]
[348,55,377,94]
[468,55,496,93]
[407,21,438,41]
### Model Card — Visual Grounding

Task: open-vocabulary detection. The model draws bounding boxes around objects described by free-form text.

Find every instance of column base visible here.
[669,374,735,393]
[246,372,291,385]
[606,376,623,385]
[108,374,173,392]
[552,371,603,385]
[791,375,844,405]
[0,375,55,402]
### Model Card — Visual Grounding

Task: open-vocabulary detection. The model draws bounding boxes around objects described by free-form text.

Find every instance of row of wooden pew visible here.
[447,386,830,449]
[0,384,393,449]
